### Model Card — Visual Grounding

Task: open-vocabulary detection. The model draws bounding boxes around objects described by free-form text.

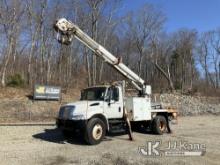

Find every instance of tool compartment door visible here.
[125,97,151,121]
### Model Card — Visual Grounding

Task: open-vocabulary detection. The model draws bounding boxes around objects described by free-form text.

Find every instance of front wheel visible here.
[84,118,106,145]
[151,115,167,135]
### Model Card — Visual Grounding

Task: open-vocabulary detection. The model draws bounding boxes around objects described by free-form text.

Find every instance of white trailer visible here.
[54,18,177,145]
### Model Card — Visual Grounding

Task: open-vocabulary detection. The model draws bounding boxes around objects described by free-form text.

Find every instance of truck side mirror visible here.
[104,94,110,102]
[107,94,114,106]
[104,95,112,106]
[105,90,113,106]
[105,86,119,106]
[113,87,119,101]
[106,96,111,103]
[108,99,115,106]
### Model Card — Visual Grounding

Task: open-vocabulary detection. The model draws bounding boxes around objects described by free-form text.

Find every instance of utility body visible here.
[54,18,177,145]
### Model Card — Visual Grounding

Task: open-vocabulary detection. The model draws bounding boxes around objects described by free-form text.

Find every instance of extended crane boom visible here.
[54,18,150,96]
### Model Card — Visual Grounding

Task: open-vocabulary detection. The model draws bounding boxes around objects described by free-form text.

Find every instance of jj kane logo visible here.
[138,140,206,157]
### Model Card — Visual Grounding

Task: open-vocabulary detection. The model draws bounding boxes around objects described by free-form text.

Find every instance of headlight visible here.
[71,114,85,120]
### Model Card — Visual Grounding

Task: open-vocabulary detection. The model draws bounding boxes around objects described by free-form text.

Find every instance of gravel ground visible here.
[0,116,220,165]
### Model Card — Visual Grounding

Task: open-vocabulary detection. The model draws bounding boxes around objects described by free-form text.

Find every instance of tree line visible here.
[0,0,219,95]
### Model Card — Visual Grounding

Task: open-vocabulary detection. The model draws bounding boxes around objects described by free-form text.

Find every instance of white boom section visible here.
[54,18,145,91]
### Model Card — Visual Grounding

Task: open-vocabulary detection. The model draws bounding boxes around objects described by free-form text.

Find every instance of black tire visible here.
[151,115,167,135]
[84,118,106,145]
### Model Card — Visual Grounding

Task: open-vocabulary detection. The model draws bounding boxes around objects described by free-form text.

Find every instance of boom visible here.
[54,18,150,95]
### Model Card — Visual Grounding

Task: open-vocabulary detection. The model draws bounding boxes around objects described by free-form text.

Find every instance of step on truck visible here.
[54,18,178,145]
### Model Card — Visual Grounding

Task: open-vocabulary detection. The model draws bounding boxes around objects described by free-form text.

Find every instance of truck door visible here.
[104,86,123,119]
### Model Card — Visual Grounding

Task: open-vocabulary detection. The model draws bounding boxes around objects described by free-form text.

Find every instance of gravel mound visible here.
[160,93,220,116]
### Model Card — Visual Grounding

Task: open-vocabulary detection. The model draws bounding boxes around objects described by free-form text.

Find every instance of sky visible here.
[123,0,220,32]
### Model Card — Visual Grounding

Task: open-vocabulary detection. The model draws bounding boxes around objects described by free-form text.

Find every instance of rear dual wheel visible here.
[152,115,167,135]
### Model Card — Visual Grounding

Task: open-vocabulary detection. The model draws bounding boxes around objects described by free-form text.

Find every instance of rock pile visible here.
[159,93,220,116]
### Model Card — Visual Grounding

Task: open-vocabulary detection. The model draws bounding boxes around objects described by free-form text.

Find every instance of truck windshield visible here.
[80,87,106,101]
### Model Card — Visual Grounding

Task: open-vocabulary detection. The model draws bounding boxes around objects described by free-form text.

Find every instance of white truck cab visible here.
[58,85,124,121]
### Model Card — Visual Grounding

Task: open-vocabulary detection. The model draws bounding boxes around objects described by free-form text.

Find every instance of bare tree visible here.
[87,0,104,85]
[0,0,217,96]
[0,0,24,87]
[26,0,41,86]
[210,30,220,88]
[151,36,175,91]
[127,4,165,77]
[198,32,215,87]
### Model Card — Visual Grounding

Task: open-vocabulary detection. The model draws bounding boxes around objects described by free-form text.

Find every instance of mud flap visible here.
[166,116,173,134]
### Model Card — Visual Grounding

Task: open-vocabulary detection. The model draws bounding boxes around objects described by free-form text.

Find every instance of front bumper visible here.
[56,118,86,131]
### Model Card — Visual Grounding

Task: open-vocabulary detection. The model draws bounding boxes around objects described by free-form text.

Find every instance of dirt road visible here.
[0,116,219,165]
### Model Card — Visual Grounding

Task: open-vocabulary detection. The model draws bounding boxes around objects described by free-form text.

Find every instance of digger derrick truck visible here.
[54,18,177,145]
